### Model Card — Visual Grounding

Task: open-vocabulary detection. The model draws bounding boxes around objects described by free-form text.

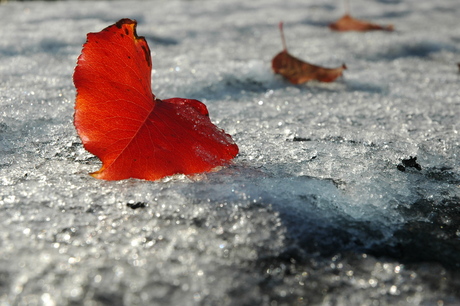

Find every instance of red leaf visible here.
[73,19,238,181]
[329,14,394,32]
[272,22,346,84]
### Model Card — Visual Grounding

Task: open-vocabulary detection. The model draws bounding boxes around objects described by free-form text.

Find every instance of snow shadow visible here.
[183,72,387,102]
[371,195,460,271]
[177,159,460,271]
[181,166,390,258]
[0,38,80,57]
[368,41,458,60]
[144,35,179,46]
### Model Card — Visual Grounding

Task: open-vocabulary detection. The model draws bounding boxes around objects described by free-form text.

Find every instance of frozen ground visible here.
[0,0,459,305]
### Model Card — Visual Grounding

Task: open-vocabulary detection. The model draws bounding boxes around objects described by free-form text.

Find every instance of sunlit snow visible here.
[0,0,459,305]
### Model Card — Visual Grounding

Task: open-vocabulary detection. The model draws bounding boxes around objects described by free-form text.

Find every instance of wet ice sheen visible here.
[0,0,459,305]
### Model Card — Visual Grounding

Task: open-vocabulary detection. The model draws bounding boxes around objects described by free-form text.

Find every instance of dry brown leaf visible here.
[329,14,394,32]
[272,22,346,84]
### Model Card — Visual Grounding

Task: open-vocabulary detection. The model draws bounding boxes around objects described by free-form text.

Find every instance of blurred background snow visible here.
[0,0,459,305]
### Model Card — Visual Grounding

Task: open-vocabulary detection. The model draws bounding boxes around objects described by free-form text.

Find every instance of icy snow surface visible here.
[1,0,459,305]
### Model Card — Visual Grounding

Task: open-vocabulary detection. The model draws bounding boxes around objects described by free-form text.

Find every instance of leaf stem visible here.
[279,21,287,51]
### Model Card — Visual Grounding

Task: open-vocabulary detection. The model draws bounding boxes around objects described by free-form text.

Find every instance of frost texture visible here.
[1,0,459,305]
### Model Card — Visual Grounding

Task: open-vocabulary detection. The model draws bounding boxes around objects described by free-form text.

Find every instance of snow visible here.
[0,0,459,305]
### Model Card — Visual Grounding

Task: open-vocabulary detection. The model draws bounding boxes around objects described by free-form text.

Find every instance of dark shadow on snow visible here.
[181,158,460,272]
[367,41,458,61]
